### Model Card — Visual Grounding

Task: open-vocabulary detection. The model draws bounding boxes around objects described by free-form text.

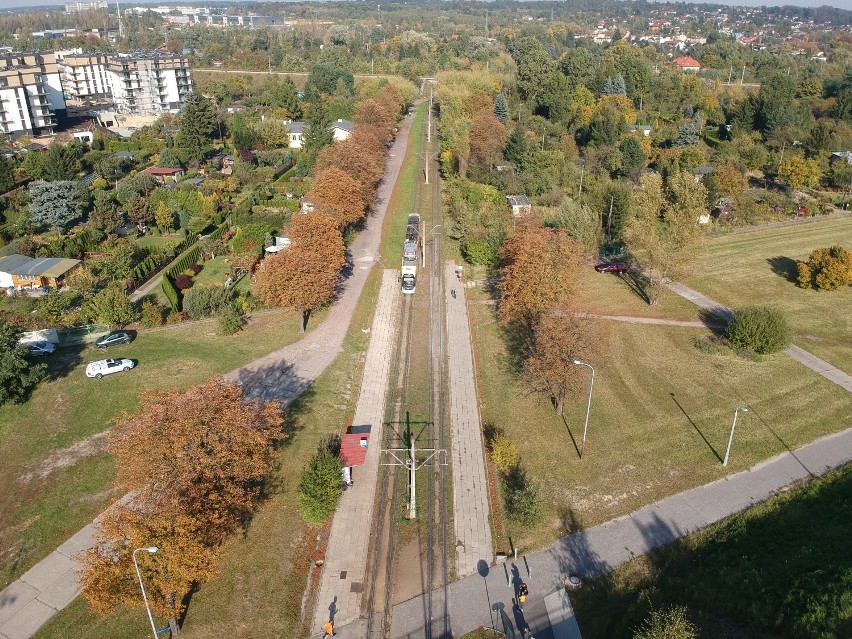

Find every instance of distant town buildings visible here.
[64,1,108,12]
[0,51,66,137]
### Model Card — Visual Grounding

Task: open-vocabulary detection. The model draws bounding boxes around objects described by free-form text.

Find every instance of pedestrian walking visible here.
[518,581,528,608]
[323,619,335,638]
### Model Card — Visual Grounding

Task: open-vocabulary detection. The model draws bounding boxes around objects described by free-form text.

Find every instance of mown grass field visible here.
[0,308,314,590]
[467,280,852,553]
[34,102,428,639]
[683,217,852,373]
[571,464,852,639]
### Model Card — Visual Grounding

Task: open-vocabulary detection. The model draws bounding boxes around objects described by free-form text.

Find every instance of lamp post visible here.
[722,408,748,467]
[573,360,595,458]
[132,546,159,639]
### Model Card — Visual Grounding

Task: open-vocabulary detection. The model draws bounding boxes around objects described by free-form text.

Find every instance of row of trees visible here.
[252,82,407,329]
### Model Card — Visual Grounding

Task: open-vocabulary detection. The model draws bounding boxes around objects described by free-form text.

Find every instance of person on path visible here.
[518,581,528,608]
[324,620,335,638]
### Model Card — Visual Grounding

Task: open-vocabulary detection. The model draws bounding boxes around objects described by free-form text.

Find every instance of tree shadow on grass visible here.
[618,271,651,305]
[697,308,728,335]
[496,320,534,377]
[767,256,798,284]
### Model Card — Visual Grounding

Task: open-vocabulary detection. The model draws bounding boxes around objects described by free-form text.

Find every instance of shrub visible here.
[219,304,245,335]
[162,276,179,309]
[693,336,727,355]
[462,236,499,266]
[490,432,519,473]
[182,285,231,320]
[232,222,273,255]
[165,310,187,324]
[633,605,697,639]
[174,274,192,291]
[140,299,165,328]
[796,245,852,291]
[725,306,790,355]
[189,262,202,275]
[503,466,542,526]
[298,444,343,524]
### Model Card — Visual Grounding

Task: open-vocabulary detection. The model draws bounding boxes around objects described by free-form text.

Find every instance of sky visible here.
[2,0,852,12]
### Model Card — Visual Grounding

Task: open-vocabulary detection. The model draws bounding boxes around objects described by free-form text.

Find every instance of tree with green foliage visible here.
[494,92,509,123]
[602,74,627,96]
[275,76,302,119]
[619,136,648,177]
[674,122,699,147]
[725,306,790,355]
[28,180,82,233]
[505,126,529,165]
[82,283,137,328]
[156,148,182,168]
[232,222,272,255]
[0,156,16,193]
[503,466,542,526]
[509,37,555,105]
[41,144,79,181]
[89,191,123,233]
[182,285,231,319]
[218,304,245,335]
[298,442,343,524]
[306,64,354,97]
[177,92,217,163]
[0,319,47,406]
[229,112,255,151]
[301,101,334,171]
[778,154,821,190]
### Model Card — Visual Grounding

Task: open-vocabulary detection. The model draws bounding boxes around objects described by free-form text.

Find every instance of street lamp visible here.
[573,360,595,458]
[722,408,748,467]
[132,546,159,639]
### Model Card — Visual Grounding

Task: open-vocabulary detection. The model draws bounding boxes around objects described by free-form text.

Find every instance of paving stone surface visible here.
[311,270,401,634]
[445,262,494,578]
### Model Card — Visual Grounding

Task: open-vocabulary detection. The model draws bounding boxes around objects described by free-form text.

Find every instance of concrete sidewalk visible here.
[390,427,852,639]
[310,270,401,634]
[445,262,494,577]
[666,281,852,393]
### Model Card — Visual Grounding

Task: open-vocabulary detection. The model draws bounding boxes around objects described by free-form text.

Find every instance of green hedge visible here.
[130,255,160,282]
[162,275,179,309]
[166,246,201,279]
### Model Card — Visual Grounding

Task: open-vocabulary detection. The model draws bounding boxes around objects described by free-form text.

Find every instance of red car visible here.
[595,262,628,274]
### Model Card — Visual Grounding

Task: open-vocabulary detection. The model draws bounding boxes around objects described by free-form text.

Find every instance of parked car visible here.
[594,262,628,274]
[95,331,133,349]
[27,341,57,356]
[85,358,135,379]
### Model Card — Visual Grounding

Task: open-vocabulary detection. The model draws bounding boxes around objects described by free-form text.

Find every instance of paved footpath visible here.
[0,104,419,639]
[445,262,494,577]
[666,281,852,393]
[389,427,852,639]
[311,270,401,634]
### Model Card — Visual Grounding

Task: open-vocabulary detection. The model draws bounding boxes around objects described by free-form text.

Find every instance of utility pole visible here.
[381,413,446,521]
[418,152,437,184]
[741,66,746,84]
[485,10,488,34]
[728,65,733,84]
[427,85,433,143]
[607,196,614,242]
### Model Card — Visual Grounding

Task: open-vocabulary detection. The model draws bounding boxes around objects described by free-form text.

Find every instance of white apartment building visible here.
[0,51,66,138]
[65,1,108,12]
[56,50,110,101]
[106,51,193,115]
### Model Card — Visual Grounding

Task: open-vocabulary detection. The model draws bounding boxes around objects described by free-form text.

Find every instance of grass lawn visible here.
[683,217,852,373]
[571,464,852,639]
[467,282,852,553]
[135,233,181,251]
[192,255,250,293]
[0,308,312,590]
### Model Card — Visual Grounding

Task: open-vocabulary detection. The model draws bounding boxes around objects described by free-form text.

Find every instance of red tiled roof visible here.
[340,432,369,467]
[674,56,701,68]
[148,167,182,175]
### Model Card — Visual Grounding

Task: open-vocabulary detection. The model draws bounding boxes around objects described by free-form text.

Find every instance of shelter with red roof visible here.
[674,56,701,72]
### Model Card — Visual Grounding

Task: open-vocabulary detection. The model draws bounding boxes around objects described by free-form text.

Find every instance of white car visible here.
[85,358,135,379]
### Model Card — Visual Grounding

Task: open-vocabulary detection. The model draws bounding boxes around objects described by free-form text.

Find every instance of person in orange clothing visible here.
[323,619,335,638]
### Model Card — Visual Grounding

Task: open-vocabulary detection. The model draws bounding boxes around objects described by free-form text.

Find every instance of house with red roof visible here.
[148,167,185,184]
[674,56,701,72]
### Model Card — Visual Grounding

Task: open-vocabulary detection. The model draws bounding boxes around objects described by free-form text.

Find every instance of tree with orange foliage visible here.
[469,110,507,170]
[78,379,283,632]
[354,97,397,141]
[497,224,585,329]
[315,136,385,204]
[309,167,367,229]
[524,309,600,415]
[253,213,345,331]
